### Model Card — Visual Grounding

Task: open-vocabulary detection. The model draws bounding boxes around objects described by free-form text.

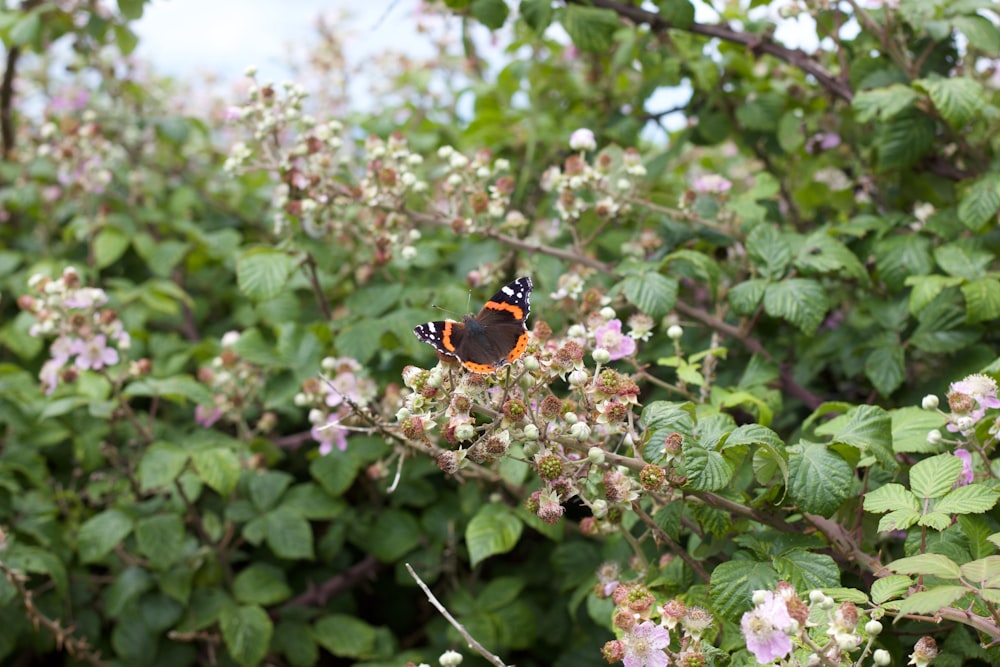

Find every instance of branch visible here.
[276,555,382,614]
[1,44,20,160]
[631,501,711,582]
[405,563,510,667]
[579,0,853,102]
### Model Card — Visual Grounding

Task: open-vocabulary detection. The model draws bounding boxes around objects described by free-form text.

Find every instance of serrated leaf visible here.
[952,15,1000,53]
[910,453,963,498]
[683,445,734,491]
[876,235,934,291]
[471,0,508,29]
[871,574,912,604]
[709,560,779,619]
[117,0,145,19]
[936,484,1000,515]
[864,484,918,513]
[958,515,995,560]
[274,620,318,667]
[727,278,768,314]
[236,247,295,301]
[621,272,678,318]
[233,563,292,605]
[934,243,991,280]
[834,405,894,467]
[788,442,853,516]
[94,226,130,269]
[962,278,1000,323]
[773,551,840,591]
[746,225,791,279]
[248,471,293,512]
[78,509,134,563]
[313,614,376,658]
[124,376,215,404]
[877,509,920,532]
[852,84,920,122]
[191,448,241,497]
[265,507,314,560]
[366,509,421,562]
[914,76,986,128]
[875,111,935,172]
[9,11,41,47]
[561,5,620,52]
[889,554,962,578]
[895,586,968,616]
[519,0,553,32]
[794,231,868,283]
[220,604,273,667]
[905,274,965,315]
[918,511,952,531]
[138,443,189,492]
[310,449,361,497]
[467,503,523,567]
[763,279,829,335]
[866,345,905,396]
[135,514,184,570]
[960,556,1000,584]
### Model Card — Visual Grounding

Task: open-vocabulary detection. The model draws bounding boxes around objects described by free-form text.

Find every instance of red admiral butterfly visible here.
[414,276,532,374]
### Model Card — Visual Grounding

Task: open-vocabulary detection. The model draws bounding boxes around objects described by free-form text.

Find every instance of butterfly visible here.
[413,277,532,374]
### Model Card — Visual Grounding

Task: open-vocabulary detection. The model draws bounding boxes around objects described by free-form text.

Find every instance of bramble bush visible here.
[1,0,1000,665]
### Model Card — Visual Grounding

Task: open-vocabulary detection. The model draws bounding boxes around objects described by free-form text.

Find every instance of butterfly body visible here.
[414,277,532,374]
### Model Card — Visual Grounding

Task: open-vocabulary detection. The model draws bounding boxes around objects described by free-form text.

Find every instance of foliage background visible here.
[1,0,1000,665]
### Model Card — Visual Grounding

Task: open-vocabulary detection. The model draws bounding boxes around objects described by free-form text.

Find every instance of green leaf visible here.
[105,567,153,618]
[467,503,523,567]
[871,575,912,604]
[895,586,968,616]
[621,272,678,318]
[561,4,620,52]
[905,274,965,315]
[124,375,214,404]
[876,235,934,291]
[876,111,936,171]
[313,614,377,658]
[960,556,1000,584]
[94,226,130,269]
[889,554,961,579]
[866,345,905,396]
[878,509,920,532]
[138,442,189,492]
[281,484,346,520]
[746,225,791,279]
[78,509,134,563]
[519,0,553,32]
[310,449,361,496]
[709,560,779,619]
[727,278,768,314]
[191,448,241,497]
[274,620,318,667]
[787,442,853,516]
[962,278,1000,322]
[852,84,920,122]
[832,405,893,467]
[919,511,952,531]
[249,470,293,512]
[265,507,314,560]
[762,279,829,335]
[4,545,68,598]
[117,0,145,19]
[220,604,273,667]
[959,515,995,560]
[794,231,868,283]
[936,484,1000,515]
[9,10,41,47]
[233,563,292,605]
[773,551,840,591]
[910,453,963,499]
[683,445,734,491]
[236,247,295,301]
[735,92,785,132]
[957,174,1000,230]
[951,15,1000,53]
[135,514,185,570]
[113,24,138,55]
[366,509,421,562]
[934,243,991,280]
[471,0,509,29]
[914,76,986,128]
[864,484,918,513]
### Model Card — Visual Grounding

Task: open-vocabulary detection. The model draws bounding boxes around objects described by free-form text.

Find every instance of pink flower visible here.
[195,405,223,428]
[621,621,670,667]
[569,128,596,152]
[39,359,62,395]
[50,335,77,365]
[693,174,732,194]
[312,414,349,455]
[72,335,119,370]
[954,449,974,486]
[593,319,637,360]
[741,592,794,664]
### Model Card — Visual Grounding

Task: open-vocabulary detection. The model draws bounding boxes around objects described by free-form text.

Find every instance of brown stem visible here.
[1,45,20,161]
[276,555,382,614]
[631,501,711,582]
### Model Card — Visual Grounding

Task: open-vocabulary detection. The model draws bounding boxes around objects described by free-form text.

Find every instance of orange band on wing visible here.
[441,321,457,352]
[483,300,524,321]
[505,332,529,364]
[463,360,498,374]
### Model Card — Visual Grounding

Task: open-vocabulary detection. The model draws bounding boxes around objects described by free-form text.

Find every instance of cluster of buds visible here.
[19,267,132,393]
[295,357,377,454]
[194,331,268,431]
[540,129,645,223]
[600,584,714,667]
[435,146,518,232]
[35,110,125,197]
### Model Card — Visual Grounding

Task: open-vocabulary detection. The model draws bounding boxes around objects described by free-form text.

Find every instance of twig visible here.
[276,555,381,615]
[405,563,510,667]
[631,501,711,582]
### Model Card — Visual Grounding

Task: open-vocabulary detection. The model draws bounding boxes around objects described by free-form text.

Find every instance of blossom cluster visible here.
[35,110,126,198]
[294,356,377,454]
[922,373,1000,484]
[18,267,132,393]
[540,133,645,223]
[194,331,270,431]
